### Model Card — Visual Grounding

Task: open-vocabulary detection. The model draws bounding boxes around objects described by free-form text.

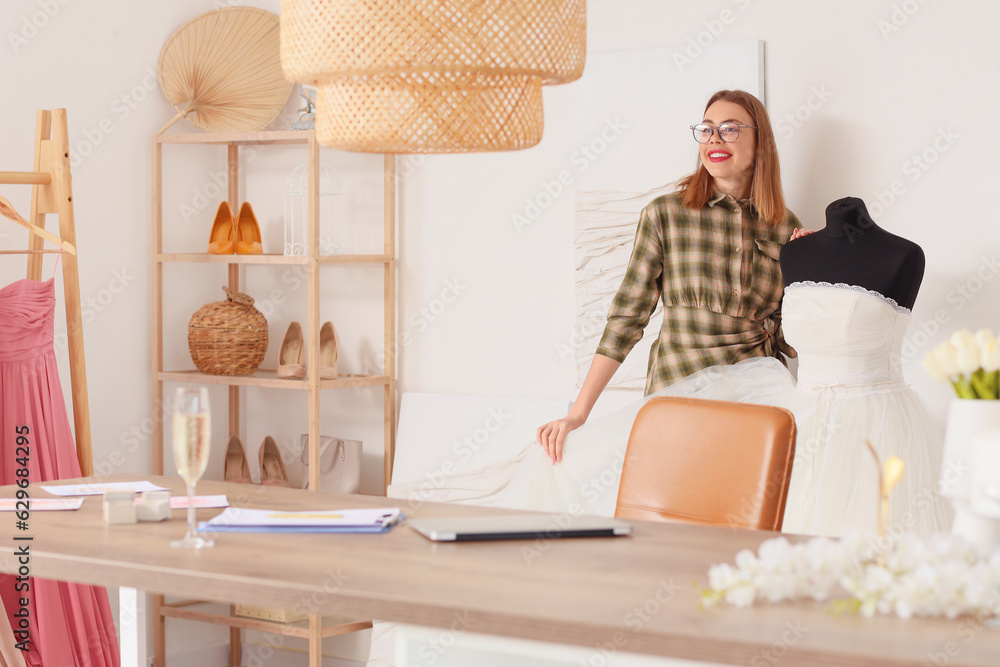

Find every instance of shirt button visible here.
[735,246,742,252]
[733,289,740,296]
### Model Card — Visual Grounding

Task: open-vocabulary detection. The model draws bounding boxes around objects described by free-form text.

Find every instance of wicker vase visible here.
[188,286,268,376]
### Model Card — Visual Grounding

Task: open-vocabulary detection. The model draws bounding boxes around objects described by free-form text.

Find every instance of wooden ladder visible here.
[0,109,92,475]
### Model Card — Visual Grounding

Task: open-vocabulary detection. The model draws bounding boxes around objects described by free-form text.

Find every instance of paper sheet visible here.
[0,498,84,511]
[168,495,228,509]
[40,481,169,496]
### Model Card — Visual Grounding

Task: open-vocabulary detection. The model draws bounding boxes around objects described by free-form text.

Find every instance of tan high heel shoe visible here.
[207,201,235,254]
[319,321,339,379]
[276,322,306,378]
[235,202,263,255]
[223,435,252,484]
[259,436,291,487]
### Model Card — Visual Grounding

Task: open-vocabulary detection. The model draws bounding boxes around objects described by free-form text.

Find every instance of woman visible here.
[538,89,804,462]
[387,90,804,513]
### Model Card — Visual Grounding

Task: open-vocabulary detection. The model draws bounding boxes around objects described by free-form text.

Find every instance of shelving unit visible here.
[151,129,396,667]
[159,601,372,641]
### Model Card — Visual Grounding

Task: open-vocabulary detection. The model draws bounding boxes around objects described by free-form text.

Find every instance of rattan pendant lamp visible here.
[279,0,586,153]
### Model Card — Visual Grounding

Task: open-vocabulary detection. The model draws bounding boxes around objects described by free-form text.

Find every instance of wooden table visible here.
[0,474,997,667]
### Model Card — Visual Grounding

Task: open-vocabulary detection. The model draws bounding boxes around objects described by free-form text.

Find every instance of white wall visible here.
[3,0,990,488]
[400,0,999,423]
[0,0,995,659]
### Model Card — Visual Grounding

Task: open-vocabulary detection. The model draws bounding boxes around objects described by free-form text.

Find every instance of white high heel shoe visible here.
[319,321,339,379]
[276,322,305,379]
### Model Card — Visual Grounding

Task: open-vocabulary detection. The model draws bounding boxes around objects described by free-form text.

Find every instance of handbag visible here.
[299,434,362,493]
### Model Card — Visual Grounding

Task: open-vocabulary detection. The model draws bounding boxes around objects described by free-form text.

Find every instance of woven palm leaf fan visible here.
[158,7,294,134]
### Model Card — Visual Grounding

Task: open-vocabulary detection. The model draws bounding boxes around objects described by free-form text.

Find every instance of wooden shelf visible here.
[160,600,371,639]
[152,129,396,667]
[159,370,390,390]
[155,129,311,146]
[157,253,391,265]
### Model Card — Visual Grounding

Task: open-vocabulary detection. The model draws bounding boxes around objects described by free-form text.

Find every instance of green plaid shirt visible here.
[597,191,802,395]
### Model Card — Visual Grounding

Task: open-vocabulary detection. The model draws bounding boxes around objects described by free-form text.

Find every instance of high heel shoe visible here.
[276,322,306,378]
[319,321,339,379]
[207,201,235,254]
[259,436,291,487]
[223,435,253,484]
[235,202,263,255]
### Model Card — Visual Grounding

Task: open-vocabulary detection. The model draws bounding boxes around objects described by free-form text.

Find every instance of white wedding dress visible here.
[388,281,952,538]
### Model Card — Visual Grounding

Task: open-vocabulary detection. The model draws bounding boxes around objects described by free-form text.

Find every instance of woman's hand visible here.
[539,354,620,464]
[537,414,586,464]
[790,228,815,241]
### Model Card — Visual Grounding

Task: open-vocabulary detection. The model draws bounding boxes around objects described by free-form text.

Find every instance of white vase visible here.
[972,431,1000,503]
[941,399,1000,498]
[940,399,1000,544]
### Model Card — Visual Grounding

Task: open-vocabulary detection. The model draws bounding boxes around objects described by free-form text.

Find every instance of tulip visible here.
[954,336,981,375]
[983,339,1000,373]
[978,338,1000,399]
[951,328,976,348]
[933,342,959,377]
[933,342,978,398]
[975,329,996,348]
[971,372,999,399]
[920,333,1000,400]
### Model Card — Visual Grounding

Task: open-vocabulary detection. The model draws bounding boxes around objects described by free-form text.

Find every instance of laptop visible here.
[408,514,632,542]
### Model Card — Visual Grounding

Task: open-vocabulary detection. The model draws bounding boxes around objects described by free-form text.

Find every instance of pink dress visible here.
[0,278,119,666]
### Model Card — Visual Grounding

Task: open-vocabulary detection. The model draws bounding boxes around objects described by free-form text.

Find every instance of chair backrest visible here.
[614,396,796,531]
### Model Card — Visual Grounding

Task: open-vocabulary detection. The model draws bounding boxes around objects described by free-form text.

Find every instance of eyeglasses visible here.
[690,122,756,144]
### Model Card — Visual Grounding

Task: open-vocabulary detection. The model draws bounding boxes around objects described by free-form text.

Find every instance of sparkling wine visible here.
[172,412,210,483]
[170,387,213,549]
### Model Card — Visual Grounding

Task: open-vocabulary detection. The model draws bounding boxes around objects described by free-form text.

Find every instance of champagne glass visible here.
[171,387,214,548]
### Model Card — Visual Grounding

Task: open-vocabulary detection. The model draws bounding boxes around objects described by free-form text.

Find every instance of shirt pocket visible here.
[753,239,783,262]
[750,239,785,307]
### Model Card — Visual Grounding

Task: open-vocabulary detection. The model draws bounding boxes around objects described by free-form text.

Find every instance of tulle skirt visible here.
[388,357,952,538]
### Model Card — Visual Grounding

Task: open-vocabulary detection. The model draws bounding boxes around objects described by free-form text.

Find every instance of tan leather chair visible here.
[614,396,796,531]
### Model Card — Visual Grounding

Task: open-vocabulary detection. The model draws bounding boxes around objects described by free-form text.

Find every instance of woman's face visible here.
[698,99,757,188]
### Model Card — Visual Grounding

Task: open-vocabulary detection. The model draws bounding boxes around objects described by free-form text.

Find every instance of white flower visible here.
[723,582,758,607]
[708,562,757,607]
[704,530,1000,620]
[952,331,981,375]
[757,537,792,561]
[933,342,960,377]
[975,329,995,348]
[708,562,741,590]
[983,338,1000,373]
[734,547,760,573]
[951,328,977,348]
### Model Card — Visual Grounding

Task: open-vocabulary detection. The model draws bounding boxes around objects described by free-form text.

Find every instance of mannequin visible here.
[780,196,924,309]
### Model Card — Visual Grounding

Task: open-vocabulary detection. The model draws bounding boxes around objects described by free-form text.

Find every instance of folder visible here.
[198,507,402,533]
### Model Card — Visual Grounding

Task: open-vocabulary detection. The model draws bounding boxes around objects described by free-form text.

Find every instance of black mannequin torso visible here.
[779,197,924,309]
